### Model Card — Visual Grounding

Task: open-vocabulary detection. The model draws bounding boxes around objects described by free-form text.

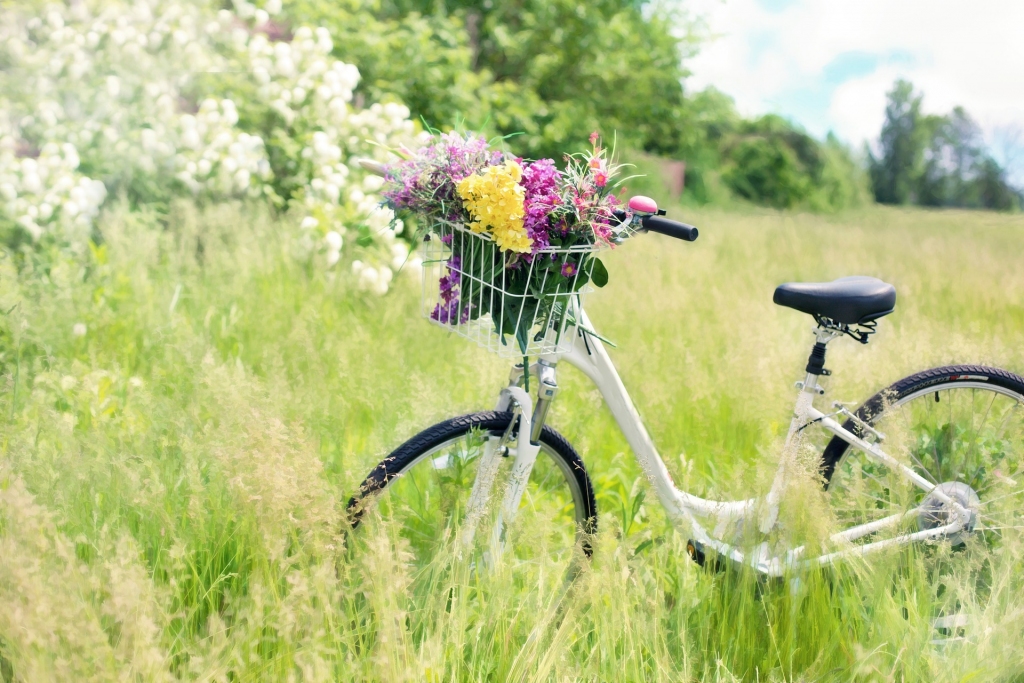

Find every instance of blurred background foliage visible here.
[870,79,1021,211]
[282,0,878,211]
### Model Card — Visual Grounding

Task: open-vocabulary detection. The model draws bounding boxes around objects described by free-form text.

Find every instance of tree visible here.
[285,0,697,160]
[282,0,871,211]
[869,79,925,204]
[918,107,985,207]
[911,105,1018,210]
[718,115,866,210]
[974,158,1021,211]
[721,115,816,208]
[869,80,1019,211]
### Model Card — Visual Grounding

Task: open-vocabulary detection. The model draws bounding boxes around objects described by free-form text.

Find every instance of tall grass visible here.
[1,199,1023,680]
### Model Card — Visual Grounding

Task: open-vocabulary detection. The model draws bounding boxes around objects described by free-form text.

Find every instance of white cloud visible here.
[685,0,1024,147]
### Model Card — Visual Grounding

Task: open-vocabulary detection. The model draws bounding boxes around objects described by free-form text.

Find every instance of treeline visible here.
[283,0,869,211]
[870,80,1021,211]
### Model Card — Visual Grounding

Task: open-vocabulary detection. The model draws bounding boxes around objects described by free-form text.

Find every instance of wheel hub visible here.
[918,481,980,545]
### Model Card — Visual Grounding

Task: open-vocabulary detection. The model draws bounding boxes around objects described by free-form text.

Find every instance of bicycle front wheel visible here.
[348,411,596,573]
[821,365,1024,626]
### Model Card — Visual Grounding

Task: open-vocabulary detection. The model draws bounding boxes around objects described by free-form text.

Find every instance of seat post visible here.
[801,327,842,393]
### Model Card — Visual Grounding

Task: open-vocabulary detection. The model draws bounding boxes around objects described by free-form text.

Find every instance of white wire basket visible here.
[421,220,603,357]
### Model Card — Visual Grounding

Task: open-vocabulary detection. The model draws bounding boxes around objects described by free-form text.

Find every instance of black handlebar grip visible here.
[641,214,699,242]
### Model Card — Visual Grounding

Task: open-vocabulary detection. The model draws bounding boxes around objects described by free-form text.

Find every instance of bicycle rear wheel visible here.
[348,411,596,573]
[821,365,1024,629]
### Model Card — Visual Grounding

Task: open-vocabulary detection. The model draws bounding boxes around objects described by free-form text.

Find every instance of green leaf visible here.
[515,322,530,354]
[590,258,609,288]
[633,539,654,556]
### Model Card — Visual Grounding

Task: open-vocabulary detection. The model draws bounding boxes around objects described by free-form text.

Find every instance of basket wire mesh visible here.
[421,221,602,357]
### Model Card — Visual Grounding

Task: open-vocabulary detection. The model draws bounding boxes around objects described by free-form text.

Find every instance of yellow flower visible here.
[456,160,532,253]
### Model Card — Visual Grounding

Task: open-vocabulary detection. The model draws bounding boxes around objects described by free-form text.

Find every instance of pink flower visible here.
[589,131,600,146]
[594,171,608,188]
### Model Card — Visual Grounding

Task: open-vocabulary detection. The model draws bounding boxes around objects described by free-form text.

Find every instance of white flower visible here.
[324,230,343,251]
[0,0,418,258]
[365,205,395,233]
[323,183,339,204]
[19,217,43,240]
[375,266,392,295]
[390,241,409,270]
[72,323,87,337]
[358,266,378,290]
[22,173,42,194]
[300,216,319,230]
[233,168,250,190]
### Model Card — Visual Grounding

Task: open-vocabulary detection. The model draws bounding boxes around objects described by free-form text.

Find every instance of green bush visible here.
[284,0,696,160]
[719,115,866,211]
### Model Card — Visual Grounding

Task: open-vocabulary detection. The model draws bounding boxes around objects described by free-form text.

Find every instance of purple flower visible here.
[430,255,470,325]
[561,261,578,278]
[382,132,506,218]
[520,159,562,256]
[430,299,471,325]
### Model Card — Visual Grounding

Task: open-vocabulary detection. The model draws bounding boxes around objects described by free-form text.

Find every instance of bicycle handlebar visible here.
[609,210,699,242]
[640,214,699,242]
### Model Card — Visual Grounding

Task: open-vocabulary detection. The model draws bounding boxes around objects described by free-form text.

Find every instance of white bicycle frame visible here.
[465,308,973,577]
[350,158,973,576]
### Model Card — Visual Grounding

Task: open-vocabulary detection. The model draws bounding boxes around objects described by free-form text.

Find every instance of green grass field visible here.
[1,200,1023,681]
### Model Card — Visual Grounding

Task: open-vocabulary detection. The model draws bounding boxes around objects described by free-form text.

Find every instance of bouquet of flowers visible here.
[382,131,633,355]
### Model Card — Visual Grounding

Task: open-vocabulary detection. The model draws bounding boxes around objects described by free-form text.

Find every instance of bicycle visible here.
[348,190,1024,629]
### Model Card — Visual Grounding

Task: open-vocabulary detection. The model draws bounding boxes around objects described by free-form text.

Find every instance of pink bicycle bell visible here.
[628,195,658,216]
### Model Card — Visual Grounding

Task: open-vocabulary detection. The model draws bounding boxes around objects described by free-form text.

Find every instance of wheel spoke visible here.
[976,485,1024,508]
[353,415,590,582]
[964,390,997,479]
[824,372,1024,628]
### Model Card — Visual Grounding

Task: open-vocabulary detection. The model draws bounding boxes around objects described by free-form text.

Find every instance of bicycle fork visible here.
[459,361,558,558]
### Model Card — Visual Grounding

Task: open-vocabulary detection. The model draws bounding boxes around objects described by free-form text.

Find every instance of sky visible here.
[684,0,1024,177]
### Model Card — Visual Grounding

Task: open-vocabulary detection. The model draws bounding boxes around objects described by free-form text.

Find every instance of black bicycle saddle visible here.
[773,276,896,325]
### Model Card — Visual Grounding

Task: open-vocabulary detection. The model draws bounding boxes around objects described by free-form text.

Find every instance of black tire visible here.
[820,364,1024,487]
[348,411,597,559]
[819,364,1024,628]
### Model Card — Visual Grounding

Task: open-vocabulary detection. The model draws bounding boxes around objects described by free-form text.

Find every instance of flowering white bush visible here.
[244,25,423,289]
[0,0,420,293]
[173,99,273,197]
[0,136,106,245]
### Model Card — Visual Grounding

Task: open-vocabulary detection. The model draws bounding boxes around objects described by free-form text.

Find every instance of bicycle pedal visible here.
[685,539,706,566]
